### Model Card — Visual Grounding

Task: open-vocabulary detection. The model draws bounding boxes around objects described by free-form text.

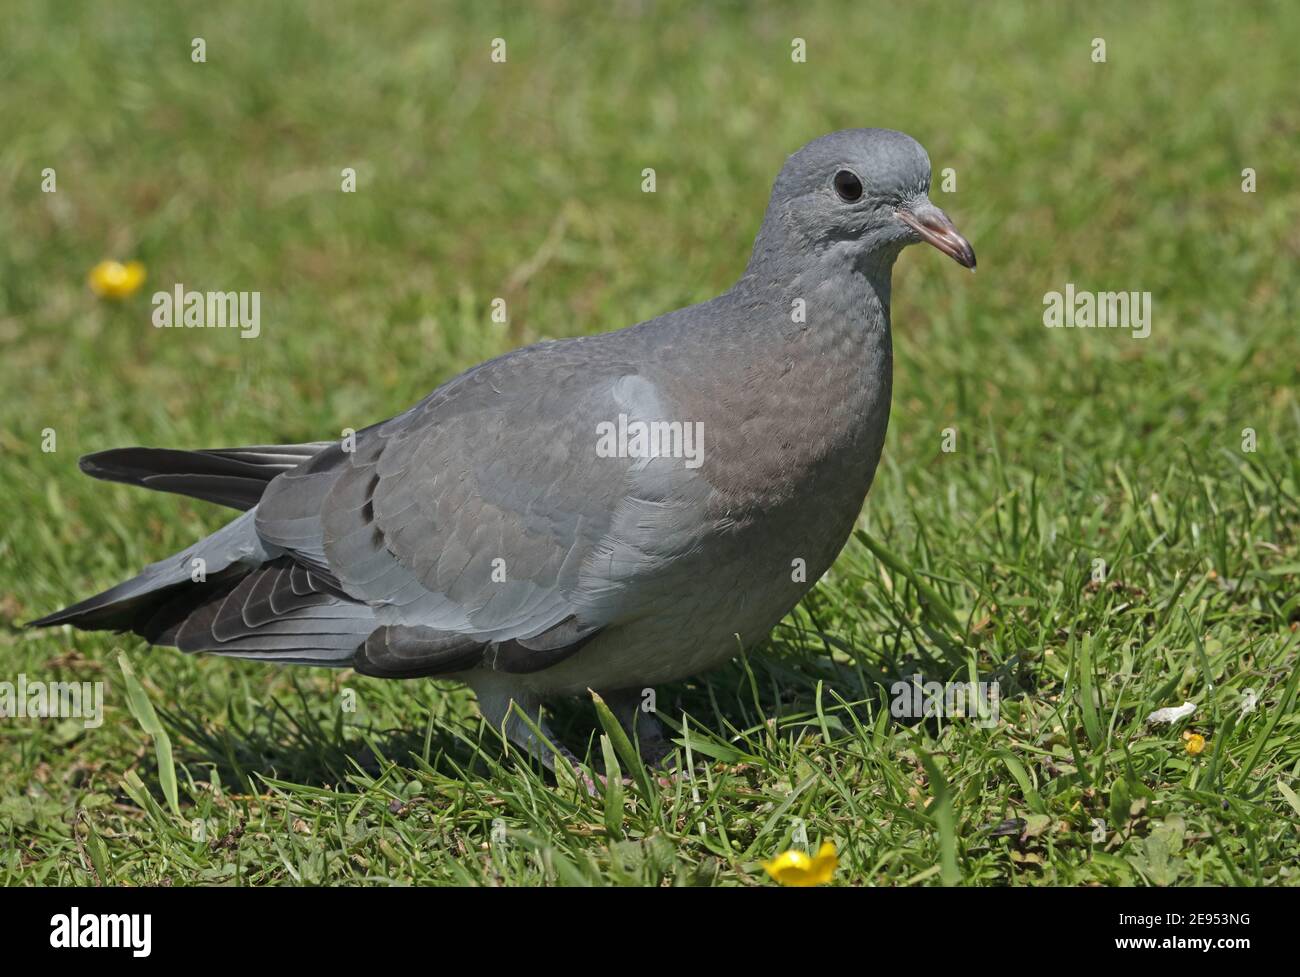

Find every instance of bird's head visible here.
[755,128,975,273]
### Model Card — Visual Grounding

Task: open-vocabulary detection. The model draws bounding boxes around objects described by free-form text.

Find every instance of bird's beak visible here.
[896,201,976,270]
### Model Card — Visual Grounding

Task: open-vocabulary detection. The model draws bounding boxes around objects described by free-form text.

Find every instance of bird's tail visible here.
[77,441,333,511]
[28,510,273,635]
[29,441,329,633]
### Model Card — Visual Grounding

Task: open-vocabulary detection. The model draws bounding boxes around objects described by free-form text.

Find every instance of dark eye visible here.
[833,169,863,202]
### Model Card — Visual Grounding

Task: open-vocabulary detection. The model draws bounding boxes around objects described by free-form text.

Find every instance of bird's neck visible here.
[733,241,899,358]
[739,217,902,320]
[685,246,898,512]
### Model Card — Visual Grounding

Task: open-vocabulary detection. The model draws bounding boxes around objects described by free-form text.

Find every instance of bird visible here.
[32,128,974,774]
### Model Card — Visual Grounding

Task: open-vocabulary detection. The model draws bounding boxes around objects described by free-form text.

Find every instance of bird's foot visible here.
[473,687,588,783]
[474,684,678,793]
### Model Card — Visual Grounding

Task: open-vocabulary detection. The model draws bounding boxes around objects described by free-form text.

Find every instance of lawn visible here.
[2,0,1298,886]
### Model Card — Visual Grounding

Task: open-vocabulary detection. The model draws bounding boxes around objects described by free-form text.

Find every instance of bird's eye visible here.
[833,169,864,202]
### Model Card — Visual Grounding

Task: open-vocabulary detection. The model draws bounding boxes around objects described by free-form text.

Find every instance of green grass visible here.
[2,0,1299,886]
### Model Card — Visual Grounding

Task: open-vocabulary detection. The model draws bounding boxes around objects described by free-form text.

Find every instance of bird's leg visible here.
[602,688,675,768]
[473,686,592,788]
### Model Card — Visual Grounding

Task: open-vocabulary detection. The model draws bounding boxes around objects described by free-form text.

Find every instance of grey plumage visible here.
[33,128,974,771]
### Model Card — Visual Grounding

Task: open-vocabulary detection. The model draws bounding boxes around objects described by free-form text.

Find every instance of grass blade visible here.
[117,651,181,819]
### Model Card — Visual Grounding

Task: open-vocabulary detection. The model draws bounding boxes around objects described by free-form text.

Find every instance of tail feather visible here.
[78,442,333,510]
[28,510,270,631]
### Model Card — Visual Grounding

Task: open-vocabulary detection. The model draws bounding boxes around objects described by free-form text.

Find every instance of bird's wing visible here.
[255,336,716,667]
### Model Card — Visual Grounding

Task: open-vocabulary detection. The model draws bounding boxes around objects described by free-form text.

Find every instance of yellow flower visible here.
[761,840,838,887]
[88,260,146,299]
[1183,731,1206,755]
